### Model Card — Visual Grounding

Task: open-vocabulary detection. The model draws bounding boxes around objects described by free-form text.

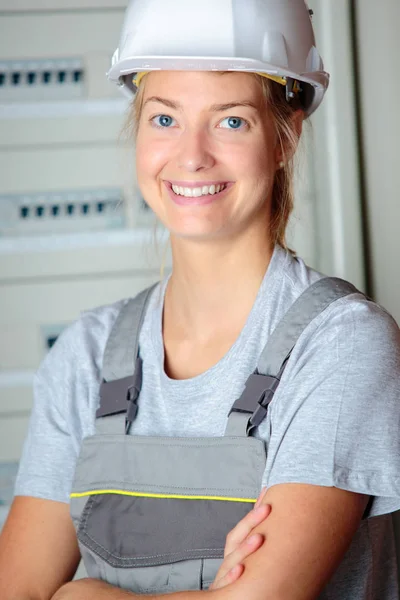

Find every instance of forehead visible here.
[142,70,265,107]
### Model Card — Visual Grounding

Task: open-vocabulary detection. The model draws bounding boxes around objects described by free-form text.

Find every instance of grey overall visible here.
[69,277,359,594]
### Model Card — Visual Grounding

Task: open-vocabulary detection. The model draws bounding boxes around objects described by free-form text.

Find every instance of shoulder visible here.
[27,288,163,453]
[37,279,163,392]
[30,298,133,440]
[37,298,130,380]
[265,265,400,511]
[264,250,400,413]
[276,248,399,358]
[14,295,150,503]
[300,291,400,364]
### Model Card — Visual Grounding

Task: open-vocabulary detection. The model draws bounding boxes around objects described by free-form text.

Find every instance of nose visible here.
[176,127,216,172]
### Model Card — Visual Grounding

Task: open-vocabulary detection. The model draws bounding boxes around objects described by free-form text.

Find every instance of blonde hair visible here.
[122,71,304,249]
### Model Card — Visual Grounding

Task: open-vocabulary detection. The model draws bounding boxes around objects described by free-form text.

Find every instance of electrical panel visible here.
[0,1,162,478]
[0,57,84,103]
[0,188,125,236]
[0,11,125,101]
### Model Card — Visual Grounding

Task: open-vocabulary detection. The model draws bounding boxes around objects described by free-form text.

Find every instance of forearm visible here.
[52,579,230,600]
[1,596,41,600]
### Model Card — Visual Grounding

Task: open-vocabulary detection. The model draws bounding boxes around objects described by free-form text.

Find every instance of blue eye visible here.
[152,115,176,128]
[219,116,248,130]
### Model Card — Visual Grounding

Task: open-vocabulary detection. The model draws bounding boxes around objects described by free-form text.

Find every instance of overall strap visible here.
[225,277,360,437]
[96,284,158,433]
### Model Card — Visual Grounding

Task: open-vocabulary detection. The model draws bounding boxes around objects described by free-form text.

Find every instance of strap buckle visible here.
[248,375,280,429]
[228,372,281,431]
[125,385,139,430]
[125,356,143,434]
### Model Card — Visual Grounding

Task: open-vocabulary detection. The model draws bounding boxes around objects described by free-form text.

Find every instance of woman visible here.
[1,1,400,599]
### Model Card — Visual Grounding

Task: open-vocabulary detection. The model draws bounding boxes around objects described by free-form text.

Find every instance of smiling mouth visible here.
[172,184,227,198]
[164,180,233,206]
[167,182,230,198]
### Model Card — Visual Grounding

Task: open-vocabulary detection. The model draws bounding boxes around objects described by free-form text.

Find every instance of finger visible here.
[224,504,270,557]
[254,487,268,510]
[219,534,264,581]
[224,504,271,557]
[219,533,264,582]
[210,563,244,591]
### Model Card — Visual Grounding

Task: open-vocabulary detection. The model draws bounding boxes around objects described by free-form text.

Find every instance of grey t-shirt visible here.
[15,245,400,598]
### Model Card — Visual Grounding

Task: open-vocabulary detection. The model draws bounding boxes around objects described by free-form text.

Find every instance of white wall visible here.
[355,0,400,323]
[355,0,400,577]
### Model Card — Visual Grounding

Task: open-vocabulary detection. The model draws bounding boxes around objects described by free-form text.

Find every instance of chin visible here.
[169,223,235,243]
[170,228,217,242]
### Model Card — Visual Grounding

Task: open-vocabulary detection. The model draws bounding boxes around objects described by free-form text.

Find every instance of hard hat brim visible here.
[107,55,329,116]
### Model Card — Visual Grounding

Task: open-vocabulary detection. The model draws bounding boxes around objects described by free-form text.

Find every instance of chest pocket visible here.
[76,493,225,593]
[70,434,266,594]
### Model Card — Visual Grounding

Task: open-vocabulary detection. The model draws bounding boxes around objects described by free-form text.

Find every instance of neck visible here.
[164,226,275,342]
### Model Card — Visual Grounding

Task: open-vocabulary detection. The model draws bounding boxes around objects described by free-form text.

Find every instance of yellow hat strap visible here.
[132,71,149,88]
[132,71,300,94]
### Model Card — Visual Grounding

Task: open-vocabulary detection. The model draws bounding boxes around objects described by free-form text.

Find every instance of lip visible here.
[164,181,234,206]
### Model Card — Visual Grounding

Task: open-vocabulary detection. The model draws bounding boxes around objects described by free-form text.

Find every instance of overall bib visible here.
[69,277,358,594]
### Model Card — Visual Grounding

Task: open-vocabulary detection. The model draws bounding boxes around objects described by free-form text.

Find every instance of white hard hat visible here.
[107,0,329,116]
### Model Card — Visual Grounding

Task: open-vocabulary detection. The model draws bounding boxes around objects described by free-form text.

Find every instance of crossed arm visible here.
[0,484,368,600]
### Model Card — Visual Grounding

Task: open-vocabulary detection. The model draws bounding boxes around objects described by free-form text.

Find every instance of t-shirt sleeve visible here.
[13,306,114,504]
[263,295,400,518]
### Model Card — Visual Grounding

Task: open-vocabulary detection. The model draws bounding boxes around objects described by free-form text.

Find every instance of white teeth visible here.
[171,183,227,198]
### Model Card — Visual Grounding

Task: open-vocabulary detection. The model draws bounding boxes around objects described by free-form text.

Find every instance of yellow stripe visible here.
[132,71,149,87]
[70,489,256,503]
[132,71,288,88]
[257,72,287,86]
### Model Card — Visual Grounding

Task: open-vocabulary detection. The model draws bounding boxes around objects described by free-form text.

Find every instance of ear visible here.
[292,108,304,138]
[275,109,305,165]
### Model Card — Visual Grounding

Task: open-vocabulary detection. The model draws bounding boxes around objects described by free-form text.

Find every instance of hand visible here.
[210,488,271,591]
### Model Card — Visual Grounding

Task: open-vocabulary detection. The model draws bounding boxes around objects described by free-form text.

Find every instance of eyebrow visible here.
[143,96,259,113]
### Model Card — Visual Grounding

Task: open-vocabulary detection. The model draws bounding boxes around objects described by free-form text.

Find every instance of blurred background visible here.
[0,0,399,546]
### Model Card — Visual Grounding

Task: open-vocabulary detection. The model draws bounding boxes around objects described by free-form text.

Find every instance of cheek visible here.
[135,131,172,181]
[230,130,276,174]
[135,137,171,216]
[236,147,275,185]
[136,147,159,178]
